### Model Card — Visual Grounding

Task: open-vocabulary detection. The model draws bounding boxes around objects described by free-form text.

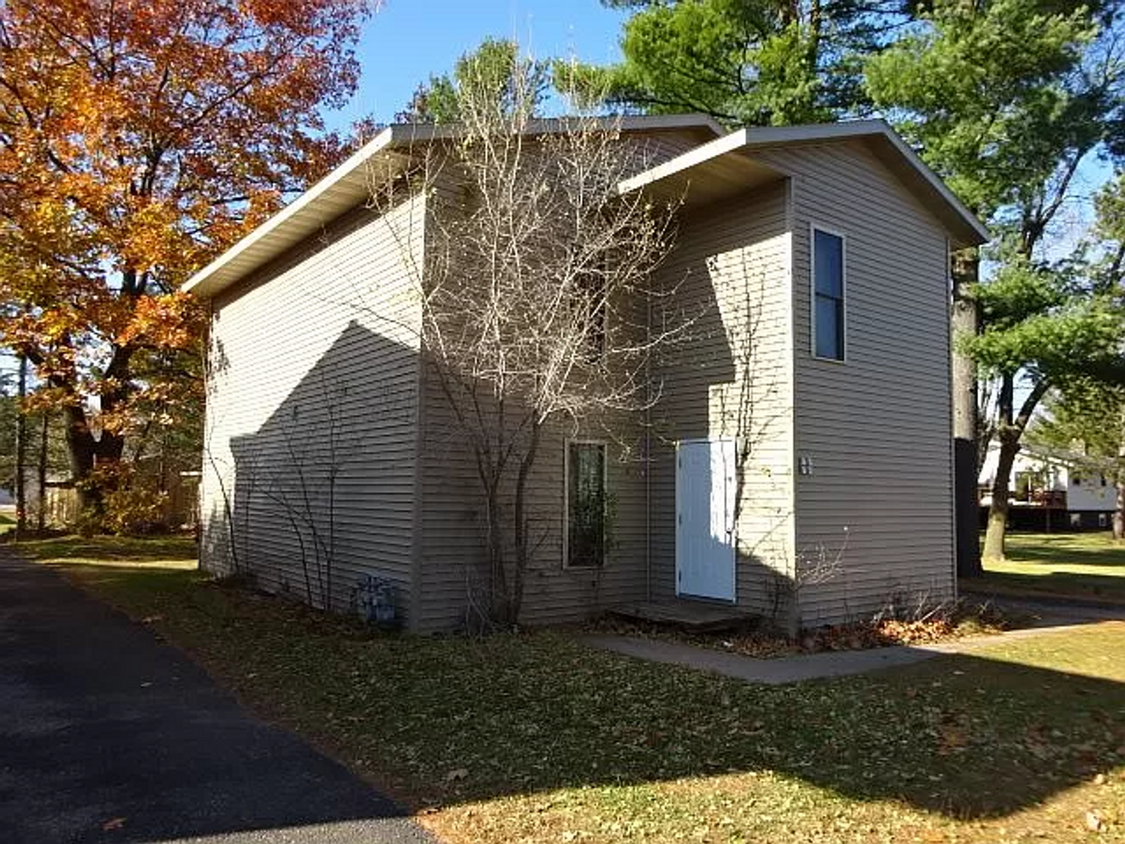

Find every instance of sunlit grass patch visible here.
[15,533,197,569]
[977,531,1125,602]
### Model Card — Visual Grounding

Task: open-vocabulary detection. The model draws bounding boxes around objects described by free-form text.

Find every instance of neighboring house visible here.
[185,115,988,633]
[979,443,1118,530]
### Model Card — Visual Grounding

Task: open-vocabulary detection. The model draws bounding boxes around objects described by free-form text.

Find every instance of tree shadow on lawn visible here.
[1003,535,1125,570]
[375,630,1125,822]
[19,534,199,564]
[977,568,1125,600]
[759,647,1124,817]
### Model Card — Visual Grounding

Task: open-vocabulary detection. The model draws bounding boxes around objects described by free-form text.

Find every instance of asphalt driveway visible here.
[0,549,435,844]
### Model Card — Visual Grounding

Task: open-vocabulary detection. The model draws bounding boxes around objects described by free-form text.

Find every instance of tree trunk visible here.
[97,429,126,462]
[1115,479,1125,541]
[36,412,48,533]
[983,433,1018,560]
[484,482,507,625]
[510,421,543,626]
[982,376,1048,561]
[59,367,128,516]
[63,401,98,512]
[14,356,27,539]
[951,248,982,576]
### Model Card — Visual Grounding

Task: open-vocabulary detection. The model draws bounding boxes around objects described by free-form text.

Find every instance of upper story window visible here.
[813,228,845,361]
[576,261,608,363]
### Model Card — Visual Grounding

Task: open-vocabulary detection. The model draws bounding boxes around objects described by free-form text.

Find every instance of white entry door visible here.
[675,439,737,601]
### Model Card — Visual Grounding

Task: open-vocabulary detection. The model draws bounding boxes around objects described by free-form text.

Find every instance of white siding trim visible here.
[782,184,798,584]
[945,236,959,602]
[188,116,725,299]
[618,130,758,193]
[809,224,848,363]
[622,121,990,246]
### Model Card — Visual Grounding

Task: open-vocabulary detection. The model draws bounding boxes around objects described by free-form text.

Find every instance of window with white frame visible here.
[813,228,845,361]
[566,441,606,568]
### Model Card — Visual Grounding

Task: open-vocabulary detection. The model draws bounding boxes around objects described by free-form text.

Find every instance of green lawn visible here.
[974,531,1125,602]
[17,533,198,565]
[20,535,1125,844]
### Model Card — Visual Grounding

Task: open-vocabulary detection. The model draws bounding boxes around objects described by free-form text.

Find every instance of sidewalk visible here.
[582,597,1125,685]
[582,634,948,684]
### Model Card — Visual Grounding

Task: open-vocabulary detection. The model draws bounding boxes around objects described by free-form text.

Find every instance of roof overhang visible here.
[182,128,409,299]
[620,120,991,248]
[618,129,787,207]
[182,114,726,300]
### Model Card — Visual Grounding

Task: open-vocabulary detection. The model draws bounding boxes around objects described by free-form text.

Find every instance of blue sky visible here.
[326,0,629,130]
[326,0,1111,247]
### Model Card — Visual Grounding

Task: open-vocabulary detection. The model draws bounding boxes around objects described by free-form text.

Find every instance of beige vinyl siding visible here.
[199,194,425,621]
[415,393,649,631]
[648,180,796,614]
[413,367,478,632]
[409,130,710,632]
[414,285,650,630]
[525,429,648,625]
[632,127,723,168]
[412,167,490,631]
[758,140,955,626]
[414,167,650,629]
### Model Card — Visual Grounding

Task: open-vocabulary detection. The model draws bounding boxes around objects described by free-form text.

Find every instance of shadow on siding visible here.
[206,319,420,615]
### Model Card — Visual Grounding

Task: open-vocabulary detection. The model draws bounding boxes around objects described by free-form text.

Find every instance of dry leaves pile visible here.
[592,600,1010,659]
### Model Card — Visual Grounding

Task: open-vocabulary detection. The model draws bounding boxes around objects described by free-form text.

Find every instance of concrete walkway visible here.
[582,634,949,684]
[583,596,1125,686]
[0,550,436,844]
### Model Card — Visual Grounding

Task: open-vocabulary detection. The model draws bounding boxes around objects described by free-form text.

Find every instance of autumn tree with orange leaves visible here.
[0,0,375,514]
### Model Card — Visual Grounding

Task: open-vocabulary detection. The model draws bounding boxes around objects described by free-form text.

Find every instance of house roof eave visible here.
[620,120,991,248]
[182,126,406,299]
[182,114,727,300]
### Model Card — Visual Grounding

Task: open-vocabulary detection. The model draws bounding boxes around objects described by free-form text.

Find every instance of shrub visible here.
[79,462,170,535]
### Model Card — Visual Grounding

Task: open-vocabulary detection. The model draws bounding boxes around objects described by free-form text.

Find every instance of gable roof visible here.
[182,114,725,299]
[619,119,990,248]
[184,116,988,300]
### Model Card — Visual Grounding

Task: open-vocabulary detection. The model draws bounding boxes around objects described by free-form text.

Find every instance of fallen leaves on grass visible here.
[589,601,1009,660]
[49,544,1125,844]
